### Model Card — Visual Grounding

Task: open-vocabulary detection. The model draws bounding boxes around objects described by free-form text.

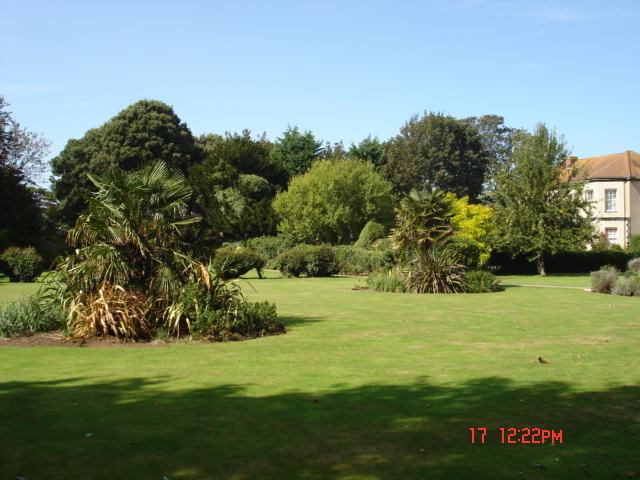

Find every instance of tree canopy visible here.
[489,123,594,275]
[384,112,488,202]
[189,130,281,242]
[50,99,201,224]
[269,126,323,182]
[0,96,51,250]
[273,159,395,244]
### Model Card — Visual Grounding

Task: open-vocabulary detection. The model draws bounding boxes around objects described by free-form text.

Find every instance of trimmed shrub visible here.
[0,246,44,282]
[590,266,619,294]
[276,245,339,277]
[335,245,393,275]
[275,247,309,277]
[489,249,636,275]
[366,267,409,293]
[246,236,295,268]
[0,295,64,337]
[627,258,640,275]
[464,270,501,293]
[212,248,266,279]
[355,220,388,249]
[611,275,640,296]
[304,244,339,277]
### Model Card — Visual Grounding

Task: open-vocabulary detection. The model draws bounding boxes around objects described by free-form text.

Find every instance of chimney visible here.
[565,156,578,168]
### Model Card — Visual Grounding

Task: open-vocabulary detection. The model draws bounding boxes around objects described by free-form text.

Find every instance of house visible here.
[567,151,640,248]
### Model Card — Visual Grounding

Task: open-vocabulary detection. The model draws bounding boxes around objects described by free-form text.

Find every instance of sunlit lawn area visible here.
[0,274,41,304]
[1,273,638,479]
[499,273,591,288]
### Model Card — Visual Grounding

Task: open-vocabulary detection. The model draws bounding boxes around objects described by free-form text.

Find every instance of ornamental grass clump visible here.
[0,294,64,337]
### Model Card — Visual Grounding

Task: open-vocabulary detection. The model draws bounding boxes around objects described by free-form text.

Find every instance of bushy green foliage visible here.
[304,244,340,277]
[464,270,501,293]
[366,267,410,293]
[628,234,640,254]
[611,274,640,297]
[335,245,394,275]
[273,159,395,244]
[590,266,620,294]
[627,258,640,275]
[173,277,280,340]
[0,294,64,337]
[212,248,266,279]
[0,246,44,282]
[276,245,339,277]
[355,220,388,249]
[246,236,295,268]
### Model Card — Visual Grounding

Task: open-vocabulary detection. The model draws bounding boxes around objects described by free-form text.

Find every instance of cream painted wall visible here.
[583,179,639,247]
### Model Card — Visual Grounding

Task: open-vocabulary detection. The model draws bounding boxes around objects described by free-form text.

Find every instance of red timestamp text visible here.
[470,427,563,444]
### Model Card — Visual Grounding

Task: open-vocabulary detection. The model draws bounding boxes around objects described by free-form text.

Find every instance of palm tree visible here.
[55,161,201,337]
[392,188,465,293]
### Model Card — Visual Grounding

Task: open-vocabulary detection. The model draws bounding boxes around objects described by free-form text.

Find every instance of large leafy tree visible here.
[384,112,488,202]
[189,130,281,241]
[461,115,522,195]
[269,126,323,182]
[273,159,395,244]
[0,96,52,250]
[51,99,202,225]
[489,123,594,275]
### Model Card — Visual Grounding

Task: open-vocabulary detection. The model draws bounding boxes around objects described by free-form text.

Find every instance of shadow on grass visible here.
[277,314,326,328]
[1,376,638,480]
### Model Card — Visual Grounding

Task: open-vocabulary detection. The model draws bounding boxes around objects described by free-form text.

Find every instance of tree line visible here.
[1,96,594,275]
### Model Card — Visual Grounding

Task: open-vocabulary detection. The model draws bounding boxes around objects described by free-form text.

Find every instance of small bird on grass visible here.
[536,355,549,364]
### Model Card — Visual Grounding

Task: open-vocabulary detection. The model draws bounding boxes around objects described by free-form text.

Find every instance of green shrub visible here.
[0,295,64,337]
[355,221,388,249]
[334,245,393,275]
[275,247,309,277]
[611,275,640,296]
[464,270,501,293]
[275,245,339,277]
[628,234,640,255]
[0,246,44,282]
[174,278,281,340]
[212,248,266,279]
[627,258,640,275]
[450,236,483,270]
[590,266,619,294]
[366,267,409,293]
[304,244,339,277]
[246,236,295,269]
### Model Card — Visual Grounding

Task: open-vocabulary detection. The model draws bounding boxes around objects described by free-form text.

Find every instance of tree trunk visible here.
[535,256,547,276]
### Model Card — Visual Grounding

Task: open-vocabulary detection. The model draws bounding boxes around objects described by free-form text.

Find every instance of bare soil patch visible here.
[0,331,284,348]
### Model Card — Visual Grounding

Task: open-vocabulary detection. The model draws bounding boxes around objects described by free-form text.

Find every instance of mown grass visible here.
[1,273,638,479]
[0,274,42,304]
[499,273,591,288]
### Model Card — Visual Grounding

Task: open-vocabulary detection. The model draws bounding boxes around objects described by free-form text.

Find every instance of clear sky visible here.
[2,0,639,183]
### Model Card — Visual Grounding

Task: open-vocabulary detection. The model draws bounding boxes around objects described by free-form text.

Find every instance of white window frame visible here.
[584,189,594,203]
[605,189,618,212]
[605,227,618,246]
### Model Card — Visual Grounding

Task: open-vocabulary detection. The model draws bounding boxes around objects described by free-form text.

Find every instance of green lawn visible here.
[499,273,591,288]
[1,274,638,479]
[0,275,42,304]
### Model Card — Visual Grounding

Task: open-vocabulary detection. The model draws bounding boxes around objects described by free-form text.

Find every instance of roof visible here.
[572,150,640,180]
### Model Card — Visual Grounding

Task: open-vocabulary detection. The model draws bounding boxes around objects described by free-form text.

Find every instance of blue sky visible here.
[2,0,639,183]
